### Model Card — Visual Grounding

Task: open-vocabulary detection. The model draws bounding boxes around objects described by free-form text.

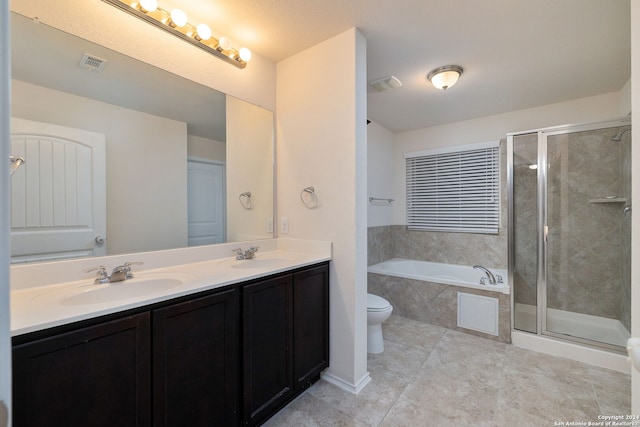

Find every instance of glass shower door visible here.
[543,126,630,348]
[511,133,539,334]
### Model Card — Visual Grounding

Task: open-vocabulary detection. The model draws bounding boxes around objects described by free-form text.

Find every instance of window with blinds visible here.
[405,141,500,234]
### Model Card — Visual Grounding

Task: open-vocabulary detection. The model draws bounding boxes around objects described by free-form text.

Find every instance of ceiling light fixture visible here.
[427,65,463,90]
[102,0,251,69]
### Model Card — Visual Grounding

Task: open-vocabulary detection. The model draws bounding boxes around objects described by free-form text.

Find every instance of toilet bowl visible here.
[367,293,393,354]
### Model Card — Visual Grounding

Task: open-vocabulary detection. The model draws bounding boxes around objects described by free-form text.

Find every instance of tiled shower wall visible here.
[621,130,631,331]
[513,126,631,331]
[546,128,625,323]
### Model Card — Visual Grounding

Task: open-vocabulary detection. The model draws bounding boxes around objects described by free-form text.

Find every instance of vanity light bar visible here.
[102,0,250,69]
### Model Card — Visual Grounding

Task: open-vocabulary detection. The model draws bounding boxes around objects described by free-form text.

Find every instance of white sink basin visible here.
[60,278,184,305]
[25,272,197,307]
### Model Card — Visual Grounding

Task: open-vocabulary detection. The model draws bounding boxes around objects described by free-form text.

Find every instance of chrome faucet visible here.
[109,261,144,282]
[84,265,109,284]
[232,246,260,260]
[84,261,144,284]
[473,265,499,285]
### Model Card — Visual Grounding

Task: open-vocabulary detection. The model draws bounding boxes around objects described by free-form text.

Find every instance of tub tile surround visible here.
[367,225,510,343]
[368,273,511,343]
[265,315,630,426]
[373,225,507,269]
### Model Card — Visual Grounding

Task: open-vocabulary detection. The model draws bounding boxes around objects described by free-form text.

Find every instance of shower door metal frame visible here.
[508,118,631,352]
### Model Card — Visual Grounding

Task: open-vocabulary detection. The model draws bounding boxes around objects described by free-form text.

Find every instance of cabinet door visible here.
[242,275,293,426]
[293,263,329,390]
[153,288,239,427]
[13,313,151,427]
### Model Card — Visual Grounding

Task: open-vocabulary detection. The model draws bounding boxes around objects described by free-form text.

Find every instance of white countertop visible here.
[11,240,331,337]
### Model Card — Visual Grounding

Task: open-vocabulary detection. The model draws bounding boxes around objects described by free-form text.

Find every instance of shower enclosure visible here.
[508,119,631,352]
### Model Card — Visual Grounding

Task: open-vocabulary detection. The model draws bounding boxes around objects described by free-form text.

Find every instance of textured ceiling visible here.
[13,1,631,135]
[168,0,631,132]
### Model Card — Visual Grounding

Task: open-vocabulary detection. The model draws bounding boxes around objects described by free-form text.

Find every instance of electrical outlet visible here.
[280,217,289,234]
[266,218,273,233]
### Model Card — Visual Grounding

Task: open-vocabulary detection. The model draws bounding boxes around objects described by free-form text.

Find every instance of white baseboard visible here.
[320,370,372,395]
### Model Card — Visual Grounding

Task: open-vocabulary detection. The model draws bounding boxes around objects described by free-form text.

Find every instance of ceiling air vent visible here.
[79,53,108,72]
[369,75,402,91]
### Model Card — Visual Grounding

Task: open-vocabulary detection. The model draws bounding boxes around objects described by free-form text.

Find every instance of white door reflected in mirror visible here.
[10,118,106,263]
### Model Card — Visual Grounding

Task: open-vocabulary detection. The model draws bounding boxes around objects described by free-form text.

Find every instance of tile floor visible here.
[264,315,631,427]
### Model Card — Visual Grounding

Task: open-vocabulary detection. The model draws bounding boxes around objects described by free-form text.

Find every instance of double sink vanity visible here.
[10,239,331,426]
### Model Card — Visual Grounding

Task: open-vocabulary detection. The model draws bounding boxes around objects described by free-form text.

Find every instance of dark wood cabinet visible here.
[242,263,329,426]
[153,288,239,427]
[242,275,294,426]
[12,262,329,427]
[13,313,151,427]
[293,264,329,391]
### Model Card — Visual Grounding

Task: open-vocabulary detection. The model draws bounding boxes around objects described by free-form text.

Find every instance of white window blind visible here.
[405,142,500,234]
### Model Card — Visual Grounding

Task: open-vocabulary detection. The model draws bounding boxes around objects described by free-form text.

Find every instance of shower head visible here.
[611,127,631,142]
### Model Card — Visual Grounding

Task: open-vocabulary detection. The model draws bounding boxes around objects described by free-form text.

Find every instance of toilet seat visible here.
[367,293,391,312]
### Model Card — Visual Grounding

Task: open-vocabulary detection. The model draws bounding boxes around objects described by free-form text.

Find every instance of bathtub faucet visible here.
[473,265,497,285]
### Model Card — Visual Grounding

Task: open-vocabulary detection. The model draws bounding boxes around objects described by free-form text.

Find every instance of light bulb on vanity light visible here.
[137,0,157,12]
[239,47,252,62]
[217,36,232,51]
[196,23,212,41]
[169,9,188,27]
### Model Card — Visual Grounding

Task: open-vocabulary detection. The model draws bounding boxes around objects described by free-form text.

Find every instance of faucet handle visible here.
[123,261,144,267]
[84,265,109,284]
[122,261,143,279]
[232,248,244,259]
[244,246,259,259]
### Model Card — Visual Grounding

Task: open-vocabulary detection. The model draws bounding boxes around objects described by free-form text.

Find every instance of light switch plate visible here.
[280,218,289,234]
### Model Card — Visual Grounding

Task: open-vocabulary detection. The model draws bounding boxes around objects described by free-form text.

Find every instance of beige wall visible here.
[277,28,369,392]
[12,80,188,255]
[367,121,394,227]
[226,96,274,241]
[187,135,226,163]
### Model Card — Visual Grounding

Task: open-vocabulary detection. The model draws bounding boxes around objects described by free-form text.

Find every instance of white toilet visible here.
[367,293,393,354]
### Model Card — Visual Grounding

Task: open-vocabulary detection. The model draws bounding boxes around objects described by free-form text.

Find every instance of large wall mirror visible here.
[9,12,274,263]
